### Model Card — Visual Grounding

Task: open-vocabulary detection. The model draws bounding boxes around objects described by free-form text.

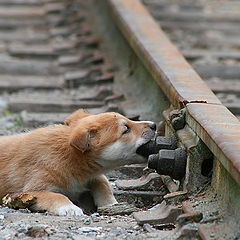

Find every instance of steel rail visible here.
[104,0,240,187]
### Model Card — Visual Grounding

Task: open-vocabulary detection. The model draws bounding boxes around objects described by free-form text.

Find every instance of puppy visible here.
[0,110,156,216]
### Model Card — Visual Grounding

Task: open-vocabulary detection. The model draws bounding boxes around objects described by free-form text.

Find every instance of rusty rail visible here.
[107,0,221,108]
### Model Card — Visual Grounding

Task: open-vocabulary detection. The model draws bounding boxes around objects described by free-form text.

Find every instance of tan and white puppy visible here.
[0,110,156,216]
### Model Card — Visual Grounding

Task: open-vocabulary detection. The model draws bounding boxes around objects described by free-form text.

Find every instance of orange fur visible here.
[0,109,155,216]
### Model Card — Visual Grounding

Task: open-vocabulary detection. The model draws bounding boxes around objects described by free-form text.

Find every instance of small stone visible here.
[131,225,141,231]
[26,226,49,238]
[143,224,155,233]
[83,217,92,225]
[18,209,31,213]
[176,212,203,226]
[18,228,27,234]
[86,232,97,238]
[178,225,199,239]
[91,213,100,222]
[133,201,182,225]
[79,227,102,233]
[0,215,4,220]
[98,202,138,215]
[72,235,93,240]
[91,213,100,218]
[111,227,126,236]
[164,191,188,205]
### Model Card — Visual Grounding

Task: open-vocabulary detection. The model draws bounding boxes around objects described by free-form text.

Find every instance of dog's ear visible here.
[65,109,91,126]
[70,129,90,152]
[70,128,96,153]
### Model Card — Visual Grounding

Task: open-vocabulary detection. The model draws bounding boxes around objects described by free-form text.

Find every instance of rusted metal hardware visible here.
[136,136,177,158]
[169,109,186,130]
[164,191,188,205]
[133,200,182,226]
[115,172,163,191]
[148,148,187,180]
[135,118,187,180]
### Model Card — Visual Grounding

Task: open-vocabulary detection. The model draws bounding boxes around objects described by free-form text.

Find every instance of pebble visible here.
[0,215,4,220]
[149,203,162,211]
[91,213,100,218]
[143,223,156,233]
[26,226,49,238]
[79,227,102,233]
[111,226,126,236]
[131,225,141,231]
[72,235,93,240]
[17,228,27,233]
[86,232,97,238]
[91,213,100,222]
[83,217,92,225]
[0,98,7,108]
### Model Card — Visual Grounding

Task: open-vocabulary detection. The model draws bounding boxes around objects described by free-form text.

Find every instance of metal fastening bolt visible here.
[136,136,177,158]
[148,148,187,180]
[171,116,185,130]
[156,136,177,151]
[170,109,186,130]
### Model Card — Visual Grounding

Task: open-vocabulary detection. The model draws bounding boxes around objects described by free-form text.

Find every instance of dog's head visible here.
[66,110,156,169]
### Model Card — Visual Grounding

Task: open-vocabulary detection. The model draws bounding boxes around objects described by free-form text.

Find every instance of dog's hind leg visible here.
[88,174,118,208]
[5,191,85,216]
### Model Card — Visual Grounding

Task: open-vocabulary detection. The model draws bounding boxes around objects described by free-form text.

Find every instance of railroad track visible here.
[0,0,123,134]
[0,0,239,239]
[144,0,240,118]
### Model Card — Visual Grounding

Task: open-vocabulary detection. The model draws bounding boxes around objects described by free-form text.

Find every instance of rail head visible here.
[107,0,221,108]
[106,0,240,185]
[187,103,240,185]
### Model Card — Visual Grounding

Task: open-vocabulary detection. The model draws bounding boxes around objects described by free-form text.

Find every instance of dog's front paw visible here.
[56,204,84,216]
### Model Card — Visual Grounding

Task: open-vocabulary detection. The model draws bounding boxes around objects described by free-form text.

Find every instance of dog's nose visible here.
[149,122,156,131]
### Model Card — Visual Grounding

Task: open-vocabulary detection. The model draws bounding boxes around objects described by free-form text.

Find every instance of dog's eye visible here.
[123,125,131,134]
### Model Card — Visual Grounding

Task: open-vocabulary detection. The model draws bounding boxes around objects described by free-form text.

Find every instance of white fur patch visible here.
[137,120,155,125]
[98,139,146,169]
[93,192,118,207]
[56,204,84,216]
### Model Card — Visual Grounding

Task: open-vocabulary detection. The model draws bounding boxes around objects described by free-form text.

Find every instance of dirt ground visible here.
[0,201,180,240]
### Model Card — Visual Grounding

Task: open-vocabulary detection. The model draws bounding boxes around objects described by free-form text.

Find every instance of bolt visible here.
[170,109,186,130]
[136,136,177,158]
[148,148,187,180]
[171,116,185,130]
